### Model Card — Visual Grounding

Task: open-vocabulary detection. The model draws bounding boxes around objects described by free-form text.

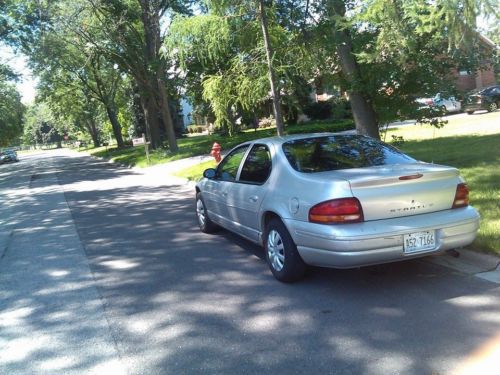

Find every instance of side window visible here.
[217,145,249,181]
[239,144,272,184]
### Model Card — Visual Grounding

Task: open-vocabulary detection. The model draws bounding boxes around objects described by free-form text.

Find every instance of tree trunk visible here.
[139,0,178,151]
[157,75,178,152]
[330,0,380,139]
[104,105,125,148]
[258,0,285,136]
[85,119,100,147]
[140,89,161,148]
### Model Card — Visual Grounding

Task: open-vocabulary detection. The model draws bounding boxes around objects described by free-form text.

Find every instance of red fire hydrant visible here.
[210,142,222,163]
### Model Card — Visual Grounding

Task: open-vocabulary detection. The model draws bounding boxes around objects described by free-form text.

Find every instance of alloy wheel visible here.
[196,198,206,227]
[267,229,285,271]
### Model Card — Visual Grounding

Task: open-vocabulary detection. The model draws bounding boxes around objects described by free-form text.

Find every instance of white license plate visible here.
[403,231,436,253]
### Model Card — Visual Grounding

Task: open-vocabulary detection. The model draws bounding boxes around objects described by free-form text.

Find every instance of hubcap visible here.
[267,229,285,271]
[196,199,206,227]
[490,103,498,111]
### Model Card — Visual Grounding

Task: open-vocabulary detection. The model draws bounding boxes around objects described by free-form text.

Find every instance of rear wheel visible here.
[488,102,498,112]
[466,110,474,115]
[264,218,306,282]
[196,192,220,233]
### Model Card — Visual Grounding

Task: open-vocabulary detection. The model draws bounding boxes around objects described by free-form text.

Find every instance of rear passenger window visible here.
[239,144,271,184]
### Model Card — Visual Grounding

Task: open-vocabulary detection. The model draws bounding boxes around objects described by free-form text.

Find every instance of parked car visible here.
[195,134,480,282]
[0,149,19,164]
[463,85,500,114]
[416,93,461,114]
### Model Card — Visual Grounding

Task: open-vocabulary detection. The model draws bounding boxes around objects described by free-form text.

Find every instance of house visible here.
[452,34,497,92]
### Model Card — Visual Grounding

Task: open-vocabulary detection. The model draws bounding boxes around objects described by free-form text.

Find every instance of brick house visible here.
[452,34,497,92]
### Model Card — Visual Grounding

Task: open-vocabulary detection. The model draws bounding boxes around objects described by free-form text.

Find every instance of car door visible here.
[226,144,272,242]
[203,145,249,226]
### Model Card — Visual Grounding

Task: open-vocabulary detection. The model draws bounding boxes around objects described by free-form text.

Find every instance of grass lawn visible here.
[85,120,354,168]
[174,112,500,255]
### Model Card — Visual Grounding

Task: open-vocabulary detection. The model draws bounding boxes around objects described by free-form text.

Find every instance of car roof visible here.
[245,132,363,147]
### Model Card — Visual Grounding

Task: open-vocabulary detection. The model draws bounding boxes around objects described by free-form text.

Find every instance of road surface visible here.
[1,149,499,375]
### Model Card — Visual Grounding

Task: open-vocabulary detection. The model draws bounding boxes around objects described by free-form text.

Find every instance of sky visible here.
[0,43,37,104]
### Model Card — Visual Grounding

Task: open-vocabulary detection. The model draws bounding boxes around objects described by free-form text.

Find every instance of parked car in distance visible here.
[416,93,461,114]
[463,85,500,114]
[195,134,480,282]
[0,149,19,164]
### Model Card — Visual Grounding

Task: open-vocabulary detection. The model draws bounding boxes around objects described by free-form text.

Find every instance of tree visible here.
[0,80,25,147]
[166,0,308,135]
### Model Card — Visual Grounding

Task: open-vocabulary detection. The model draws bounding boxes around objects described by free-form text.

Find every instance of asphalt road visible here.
[1,149,499,375]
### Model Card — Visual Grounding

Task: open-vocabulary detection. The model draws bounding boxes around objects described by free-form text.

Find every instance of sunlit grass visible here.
[85,120,354,167]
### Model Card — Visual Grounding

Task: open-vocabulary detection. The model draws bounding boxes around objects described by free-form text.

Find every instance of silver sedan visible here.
[195,133,480,282]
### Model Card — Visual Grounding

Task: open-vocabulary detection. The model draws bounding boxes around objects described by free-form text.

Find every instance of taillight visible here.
[452,183,469,208]
[309,198,364,224]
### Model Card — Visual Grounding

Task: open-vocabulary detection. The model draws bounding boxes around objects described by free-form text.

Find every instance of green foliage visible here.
[166,1,311,135]
[0,80,25,147]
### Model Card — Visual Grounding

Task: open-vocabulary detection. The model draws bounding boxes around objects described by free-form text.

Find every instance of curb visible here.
[427,248,500,284]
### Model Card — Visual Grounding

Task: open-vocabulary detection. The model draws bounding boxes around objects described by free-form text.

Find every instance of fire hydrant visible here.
[210,142,222,163]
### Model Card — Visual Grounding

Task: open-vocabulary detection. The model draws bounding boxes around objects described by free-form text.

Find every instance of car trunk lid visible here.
[332,163,460,221]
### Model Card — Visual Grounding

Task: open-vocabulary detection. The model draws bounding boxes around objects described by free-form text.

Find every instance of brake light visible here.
[425,99,434,106]
[452,183,469,208]
[309,198,364,224]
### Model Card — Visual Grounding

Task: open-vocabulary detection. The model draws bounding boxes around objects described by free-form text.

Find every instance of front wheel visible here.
[466,110,474,115]
[487,102,498,112]
[196,192,220,233]
[264,218,306,283]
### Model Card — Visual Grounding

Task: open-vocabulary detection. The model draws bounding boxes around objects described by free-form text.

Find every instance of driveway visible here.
[1,149,499,375]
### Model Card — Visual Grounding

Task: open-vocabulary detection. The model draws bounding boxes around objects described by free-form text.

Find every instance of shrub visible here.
[303,101,332,120]
[258,116,276,129]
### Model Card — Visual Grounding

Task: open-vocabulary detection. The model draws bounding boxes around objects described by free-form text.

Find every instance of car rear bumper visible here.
[464,103,487,111]
[284,207,480,268]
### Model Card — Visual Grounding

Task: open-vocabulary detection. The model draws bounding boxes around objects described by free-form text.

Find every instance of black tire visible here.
[196,192,220,233]
[264,218,306,283]
[466,111,474,115]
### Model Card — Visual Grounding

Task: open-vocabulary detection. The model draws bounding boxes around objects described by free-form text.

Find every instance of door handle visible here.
[248,196,258,202]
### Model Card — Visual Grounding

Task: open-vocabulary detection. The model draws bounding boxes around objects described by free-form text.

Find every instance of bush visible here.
[303,101,332,120]
[258,116,276,129]
[187,125,207,134]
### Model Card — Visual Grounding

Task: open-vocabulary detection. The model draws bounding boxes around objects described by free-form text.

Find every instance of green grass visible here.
[174,160,217,181]
[85,119,354,168]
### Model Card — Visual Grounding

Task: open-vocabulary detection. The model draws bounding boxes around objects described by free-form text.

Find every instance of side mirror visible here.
[203,168,217,179]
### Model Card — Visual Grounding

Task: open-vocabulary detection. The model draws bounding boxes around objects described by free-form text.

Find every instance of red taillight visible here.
[309,198,364,224]
[426,99,434,106]
[452,183,469,208]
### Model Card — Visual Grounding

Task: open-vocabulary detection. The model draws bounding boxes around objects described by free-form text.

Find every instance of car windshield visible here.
[282,135,415,173]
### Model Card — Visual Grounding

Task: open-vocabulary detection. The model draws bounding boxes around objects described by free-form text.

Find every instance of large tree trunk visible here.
[85,119,100,148]
[139,89,161,148]
[157,74,178,152]
[258,0,285,136]
[139,0,178,151]
[104,104,125,148]
[330,0,380,139]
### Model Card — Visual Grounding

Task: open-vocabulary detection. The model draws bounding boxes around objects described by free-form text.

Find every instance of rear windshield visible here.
[282,135,415,173]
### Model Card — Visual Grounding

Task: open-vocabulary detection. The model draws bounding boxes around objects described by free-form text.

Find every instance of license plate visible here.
[403,231,435,254]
